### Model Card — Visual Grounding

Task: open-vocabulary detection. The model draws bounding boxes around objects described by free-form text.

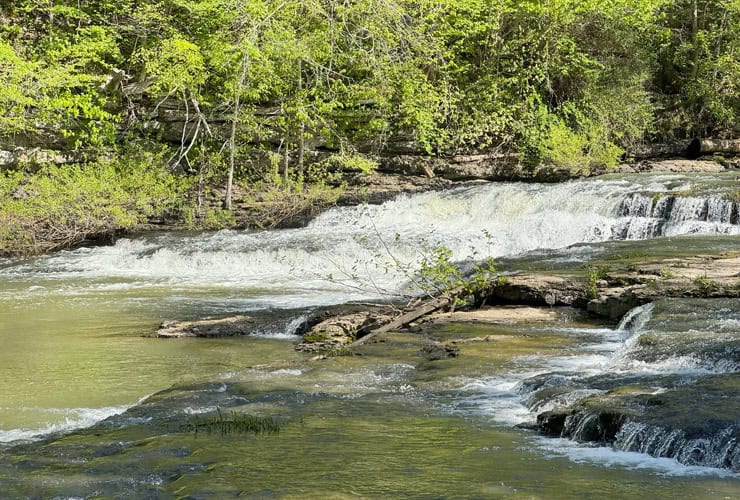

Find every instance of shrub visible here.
[0,153,188,255]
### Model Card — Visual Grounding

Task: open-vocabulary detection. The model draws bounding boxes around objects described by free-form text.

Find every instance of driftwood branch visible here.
[349,287,463,347]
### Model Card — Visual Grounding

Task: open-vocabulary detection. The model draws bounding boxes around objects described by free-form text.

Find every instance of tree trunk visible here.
[688,138,740,157]
[297,126,305,182]
[225,51,249,210]
[691,0,699,81]
[297,59,305,183]
[282,140,290,192]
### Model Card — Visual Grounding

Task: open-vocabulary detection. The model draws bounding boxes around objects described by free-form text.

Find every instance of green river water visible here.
[1,175,738,497]
[0,255,738,497]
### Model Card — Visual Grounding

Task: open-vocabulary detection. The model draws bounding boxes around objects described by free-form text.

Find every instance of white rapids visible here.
[454,300,740,476]
[1,174,737,309]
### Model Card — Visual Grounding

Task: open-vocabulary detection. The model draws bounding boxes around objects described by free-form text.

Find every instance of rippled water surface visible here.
[0,173,738,496]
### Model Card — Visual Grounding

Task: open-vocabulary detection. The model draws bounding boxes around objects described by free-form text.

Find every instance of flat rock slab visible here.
[155,315,257,338]
[642,255,740,280]
[642,159,726,173]
[491,274,586,307]
[429,306,560,324]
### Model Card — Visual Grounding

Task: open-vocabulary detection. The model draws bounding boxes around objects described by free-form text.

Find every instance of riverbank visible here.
[2,155,736,258]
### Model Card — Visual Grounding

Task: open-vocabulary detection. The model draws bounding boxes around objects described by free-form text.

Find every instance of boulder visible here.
[488,275,587,307]
[296,303,397,352]
[155,315,257,338]
[587,288,644,320]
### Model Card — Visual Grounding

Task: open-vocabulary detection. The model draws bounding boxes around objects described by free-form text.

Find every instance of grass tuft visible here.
[183,409,282,436]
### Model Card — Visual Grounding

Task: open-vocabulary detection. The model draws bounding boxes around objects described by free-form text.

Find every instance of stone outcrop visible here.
[155,315,257,338]
[587,254,740,319]
[531,374,740,472]
[628,159,728,173]
[487,275,588,308]
[0,148,80,168]
[688,138,740,158]
[484,254,740,320]
[296,311,389,352]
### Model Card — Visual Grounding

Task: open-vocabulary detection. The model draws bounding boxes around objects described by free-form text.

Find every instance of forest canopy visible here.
[2,1,738,159]
[0,1,737,230]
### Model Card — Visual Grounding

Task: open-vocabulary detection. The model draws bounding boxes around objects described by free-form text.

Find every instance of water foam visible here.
[454,301,739,474]
[0,403,140,444]
[534,437,737,478]
[2,175,736,309]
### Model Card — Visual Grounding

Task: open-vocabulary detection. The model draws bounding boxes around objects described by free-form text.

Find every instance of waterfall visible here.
[2,174,737,308]
[615,422,739,472]
[616,193,739,239]
[616,302,655,333]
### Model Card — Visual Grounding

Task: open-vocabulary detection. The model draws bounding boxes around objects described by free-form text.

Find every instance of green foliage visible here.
[653,0,740,137]
[416,242,497,304]
[495,276,510,287]
[318,153,378,176]
[693,274,717,296]
[3,0,736,164]
[586,265,611,299]
[468,258,498,292]
[0,8,119,149]
[136,37,207,96]
[539,115,624,174]
[0,40,38,135]
[418,244,464,298]
[0,154,188,255]
[540,120,591,173]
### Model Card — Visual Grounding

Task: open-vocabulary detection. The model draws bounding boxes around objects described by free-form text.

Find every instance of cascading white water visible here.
[456,295,740,472]
[617,193,740,238]
[616,302,655,333]
[614,422,739,472]
[1,174,737,309]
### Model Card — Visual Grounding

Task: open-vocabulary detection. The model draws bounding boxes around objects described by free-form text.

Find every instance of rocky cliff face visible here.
[4,101,737,182]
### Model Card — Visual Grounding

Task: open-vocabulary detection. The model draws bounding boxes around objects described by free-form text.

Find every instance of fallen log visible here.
[688,138,740,158]
[349,288,462,347]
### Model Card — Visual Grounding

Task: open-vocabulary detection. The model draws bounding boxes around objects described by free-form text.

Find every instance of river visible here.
[0,173,738,497]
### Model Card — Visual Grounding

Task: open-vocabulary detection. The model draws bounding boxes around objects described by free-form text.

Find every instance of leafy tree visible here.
[654,0,740,137]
